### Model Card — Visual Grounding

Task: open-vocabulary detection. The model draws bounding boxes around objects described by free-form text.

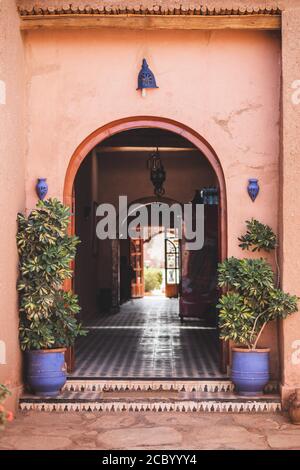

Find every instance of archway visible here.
[64,116,227,261]
[64,116,228,376]
[115,196,182,304]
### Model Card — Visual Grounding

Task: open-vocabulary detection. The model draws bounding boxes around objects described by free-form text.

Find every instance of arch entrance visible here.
[64,117,228,377]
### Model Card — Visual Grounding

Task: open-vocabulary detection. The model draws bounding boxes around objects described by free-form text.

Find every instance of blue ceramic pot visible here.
[247,178,259,202]
[231,348,270,396]
[25,349,66,397]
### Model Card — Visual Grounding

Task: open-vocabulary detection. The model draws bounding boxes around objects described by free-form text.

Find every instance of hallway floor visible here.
[70,297,224,379]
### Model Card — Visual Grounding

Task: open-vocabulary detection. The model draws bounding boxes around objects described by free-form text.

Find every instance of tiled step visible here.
[65,378,234,393]
[64,378,278,394]
[19,387,281,413]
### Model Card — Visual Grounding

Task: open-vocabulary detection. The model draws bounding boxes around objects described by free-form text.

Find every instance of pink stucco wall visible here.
[0,1,25,410]
[23,27,281,376]
[280,7,300,403]
[25,28,281,245]
[4,0,300,407]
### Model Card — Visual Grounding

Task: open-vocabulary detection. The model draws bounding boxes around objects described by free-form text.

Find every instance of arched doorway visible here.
[64,117,227,258]
[64,117,228,378]
[116,196,183,304]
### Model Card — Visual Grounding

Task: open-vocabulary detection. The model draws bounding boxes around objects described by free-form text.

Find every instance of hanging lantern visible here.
[137,59,158,97]
[147,149,166,196]
[36,178,48,200]
[247,178,259,202]
[201,187,219,205]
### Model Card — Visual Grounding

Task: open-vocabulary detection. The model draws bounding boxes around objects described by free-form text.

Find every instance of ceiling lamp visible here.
[147,148,166,196]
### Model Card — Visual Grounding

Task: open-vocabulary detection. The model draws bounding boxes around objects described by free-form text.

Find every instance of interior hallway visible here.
[70,297,224,379]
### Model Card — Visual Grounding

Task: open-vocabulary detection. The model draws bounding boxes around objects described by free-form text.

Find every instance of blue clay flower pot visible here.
[247,178,259,202]
[231,348,270,396]
[25,349,66,397]
[36,178,48,200]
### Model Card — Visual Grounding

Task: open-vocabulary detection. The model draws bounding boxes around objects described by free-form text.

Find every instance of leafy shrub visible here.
[144,268,163,293]
[217,220,298,349]
[17,199,87,350]
[0,385,13,428]
[238,218,277,252]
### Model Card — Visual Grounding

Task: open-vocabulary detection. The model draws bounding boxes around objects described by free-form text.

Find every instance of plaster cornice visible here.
[17,1,283,16]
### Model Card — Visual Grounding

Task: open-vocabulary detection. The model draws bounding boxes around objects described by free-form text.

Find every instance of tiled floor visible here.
[71,297,224,379]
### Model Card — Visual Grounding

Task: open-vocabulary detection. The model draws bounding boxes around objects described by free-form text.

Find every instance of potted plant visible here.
[17,198,86,397]
[217,219,298,396]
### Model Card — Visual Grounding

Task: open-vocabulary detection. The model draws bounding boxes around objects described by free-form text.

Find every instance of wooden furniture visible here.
[165,234,180,298]
[130,238,144,298]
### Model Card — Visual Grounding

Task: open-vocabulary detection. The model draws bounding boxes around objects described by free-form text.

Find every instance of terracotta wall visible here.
[280,6,300,403]
[24,28,281,252]
[0,1,25,409]
[24,28,281,376]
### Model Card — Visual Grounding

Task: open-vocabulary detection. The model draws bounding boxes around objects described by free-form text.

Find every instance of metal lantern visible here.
[201,187,219,205]
[191,189,203,205]
[247,178,259,202]
[137,59,158,97]
[147,149,166,196]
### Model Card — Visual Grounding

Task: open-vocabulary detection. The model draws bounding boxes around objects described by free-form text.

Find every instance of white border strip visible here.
[20,400,281,413]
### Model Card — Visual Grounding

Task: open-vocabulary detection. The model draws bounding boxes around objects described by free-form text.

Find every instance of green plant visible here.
[17,198,87,351]
[217,220,298,350]
[238,218,277,252]
[144,268,163,293]
[238,218,280,286]
[0,385,13,428]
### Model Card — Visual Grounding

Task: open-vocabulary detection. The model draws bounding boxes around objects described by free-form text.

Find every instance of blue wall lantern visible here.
[247,178,259,202]
[137,59,158,97]
[36,178,48,200]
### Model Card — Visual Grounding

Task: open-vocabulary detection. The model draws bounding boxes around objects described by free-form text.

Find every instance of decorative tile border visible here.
[64,379,234,393]
[19,379,281,413]
[63,379,279,393]
[19,400,281,413]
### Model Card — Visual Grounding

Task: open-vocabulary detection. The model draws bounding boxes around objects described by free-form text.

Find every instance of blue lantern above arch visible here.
[137,59,158,97]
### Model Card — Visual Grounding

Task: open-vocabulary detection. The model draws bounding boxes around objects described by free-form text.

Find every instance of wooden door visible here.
[130,238,144,298]
[179,203,218,321]
[165,233,180,298]
[65,189,76,372]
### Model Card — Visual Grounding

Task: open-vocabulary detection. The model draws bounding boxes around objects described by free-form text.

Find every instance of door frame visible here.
[63,116,228,371]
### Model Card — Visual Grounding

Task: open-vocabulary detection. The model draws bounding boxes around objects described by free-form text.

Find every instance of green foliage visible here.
[0,385,12,428]
[144,268,163,293]
[217,257,298,348]
[217,219,298,349]
[238,218,277,252]
[0,385,9,402]
[17,198,87,351]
